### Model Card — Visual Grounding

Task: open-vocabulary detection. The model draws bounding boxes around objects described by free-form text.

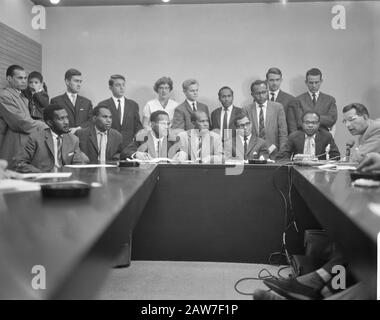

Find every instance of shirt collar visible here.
[187,99,197,107]
[95,126,108,135]
[112,96,124,104]
[269,89,280,98]
[304,133,316,139]
[255,101,268,108]
[308,91,320,99]
[150,131,164,143]
[50,129,60,139]
[222,104,233,112]
[67,92,77,98]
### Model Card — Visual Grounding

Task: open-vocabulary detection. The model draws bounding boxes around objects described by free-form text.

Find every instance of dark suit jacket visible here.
[210,106,241,133]
[277,129,340,160]
[296,92,337,130]
[97,97,142,149]
[172,101,210,131]
[242,101,288,157]
[121,129,179,159]
[224,134,269,160]
[22,88,50,120]
[0,88,47,168]
[75,125,123,163]
[14,128,87,173]
[275,90,301,133]
[51,93,93,128]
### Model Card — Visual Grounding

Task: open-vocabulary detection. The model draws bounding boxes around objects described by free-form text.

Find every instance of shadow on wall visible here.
[289,75,306,97]
[241,75,261,107]
[365,86,380,119]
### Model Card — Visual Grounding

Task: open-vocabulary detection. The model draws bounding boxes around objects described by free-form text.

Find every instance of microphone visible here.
[325,144,330,160]
[345,140,355,162]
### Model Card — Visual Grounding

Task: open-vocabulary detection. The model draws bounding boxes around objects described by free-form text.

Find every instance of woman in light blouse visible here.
[142,76,178,129]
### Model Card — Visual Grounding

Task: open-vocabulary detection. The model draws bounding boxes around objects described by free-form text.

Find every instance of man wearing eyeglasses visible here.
[342,103,380,162]
[277,111,340,160]
[224,112,268,160]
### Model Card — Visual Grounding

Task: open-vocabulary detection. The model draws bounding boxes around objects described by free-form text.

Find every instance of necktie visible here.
[98,132,107,163]
[198,136,202,162]
[71,94,76,106]
[156,140,160,158]
[56,136,63,167]
[222,107,228,141]
[117,99,122,125]
[312,93,317,106]
[192,102,197,112]
[270,92,275,102]
[243,136,248,160]
[258,105,266,139]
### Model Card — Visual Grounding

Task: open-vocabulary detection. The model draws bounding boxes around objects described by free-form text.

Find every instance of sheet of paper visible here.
[0,179,41,192]
[18,172,72,179]
[64,164,118,168]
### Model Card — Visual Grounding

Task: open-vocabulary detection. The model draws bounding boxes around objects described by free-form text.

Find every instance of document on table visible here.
[18,172,73,180]
[0,179,41,192]
[64,164,118,168]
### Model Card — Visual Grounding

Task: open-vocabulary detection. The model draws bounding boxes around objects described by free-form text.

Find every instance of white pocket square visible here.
[80,108,84,111]
[68,152,74,156]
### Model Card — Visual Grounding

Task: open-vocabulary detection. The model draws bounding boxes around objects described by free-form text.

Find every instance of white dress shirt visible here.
[112,96,125,125]
[150,132,164,157]
[143,99,178,126]
[303,133,316,156]
[220,105,233,139]
[66,92,77,106]
[187,100,197,112]
[95,127,108,163]
[255,101,268,129]
[308,91,320,102]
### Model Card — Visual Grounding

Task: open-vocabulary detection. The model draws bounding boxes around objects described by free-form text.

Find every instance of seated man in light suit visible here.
[342,103,380,162]
[122,110,178,160]
[176,110,223,163]
[224,111,269,161]
[277,111,340,161]
[75,105,123,164]
[15,104,88,173]
[242,80,288,159]
[172,79,210,132]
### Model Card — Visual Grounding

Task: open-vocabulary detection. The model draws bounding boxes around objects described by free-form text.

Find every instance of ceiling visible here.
[30,0,349,7]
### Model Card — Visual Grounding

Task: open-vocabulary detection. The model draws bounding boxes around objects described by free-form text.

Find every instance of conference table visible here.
[0,162,378,299]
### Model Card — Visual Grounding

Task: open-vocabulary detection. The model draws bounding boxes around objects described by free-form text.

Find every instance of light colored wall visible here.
[41,1,380,150]
[0,0,41,43]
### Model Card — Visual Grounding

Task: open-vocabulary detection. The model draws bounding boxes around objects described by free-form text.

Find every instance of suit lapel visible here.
[315,132,323,156]
[298,133,306,154]
[228,106,238,128]
[214,108,222,129]
[250,104,259,136]
[8,88,29,114]
[89,126,99,154]
[185,101,194,115]
[44,130,55,160]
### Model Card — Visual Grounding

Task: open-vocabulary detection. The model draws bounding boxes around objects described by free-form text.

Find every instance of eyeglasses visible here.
[236,122,251,128]
[303,121,319,125]
[342,115,359,125]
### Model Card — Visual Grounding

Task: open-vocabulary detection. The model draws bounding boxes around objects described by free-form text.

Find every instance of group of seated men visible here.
[1,64,380,173]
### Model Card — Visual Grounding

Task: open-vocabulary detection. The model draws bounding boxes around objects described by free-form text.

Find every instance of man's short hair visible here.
[182,79,199,91]
[234,110,248,126]
[306,68,322,79]
[65,68,82,81]
[109,74,126,87]
[266,67,282,79]
[6,65,24,77]
[93,105,110,117]
[218,86,234,97]
[190,110,208,123]
[250,80,268,93]
[302,111,321,122]
[153,77,173,93]
[150,110,169,123]
[342,103,369,117]
[44,104,65,122]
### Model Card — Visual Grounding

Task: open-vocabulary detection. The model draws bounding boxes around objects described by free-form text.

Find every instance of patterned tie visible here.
[312,93,317,106]
[198,136,202,162]
[156,140,160,158]
[222,107,228,141]
[98,132,107,163]
[243,136,248,160]
[117,99,122,125]
[192,102,197,112]
[258,105,266,140]
[56,136,63,167]
[270,92,275,102]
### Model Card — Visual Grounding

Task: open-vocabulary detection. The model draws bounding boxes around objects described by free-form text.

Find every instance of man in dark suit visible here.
[75,105,123,164]
[266,67,301,133]
[243,80,288,159]
[97,74,142,149]
[122,110,178,160]
[15,104,88,173]
[50,68,93,133]
[296,68,337,132]
[224,111,269,160]
[172,79,210,132]
[0,65,48,168]
[210,86,241,142]
[277,111,340,161]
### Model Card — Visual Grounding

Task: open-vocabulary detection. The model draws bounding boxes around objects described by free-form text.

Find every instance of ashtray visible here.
[41,182,91,198]
[119,160,140,167]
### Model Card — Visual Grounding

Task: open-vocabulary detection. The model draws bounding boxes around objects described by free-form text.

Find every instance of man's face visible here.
[184,84,198,101]
[193,112,209,131]
[7,69,27,91]
[267,73,282,92]
[219,88,234,108]
[65,75,82,94]
[49,109,70,134]
[236,116,252,138]
[157,84,171,100]
[306,75,322,94]
[251,83,268,105]
[343,108,369,136]
[302,113,320,136]
[95,108,112,132]
[151,114,170,138]
[110,79,126,98]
